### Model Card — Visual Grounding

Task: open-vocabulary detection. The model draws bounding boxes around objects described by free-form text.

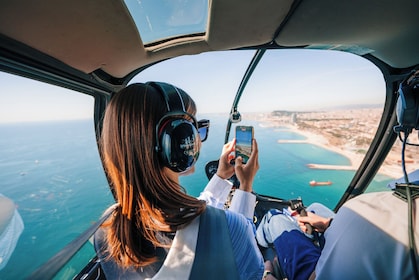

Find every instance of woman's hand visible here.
[216,140,236,180]
[297,212,332,233]
[235,139,259,192]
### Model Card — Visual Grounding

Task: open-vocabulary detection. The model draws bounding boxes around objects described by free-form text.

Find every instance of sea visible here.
[0,114,393,279]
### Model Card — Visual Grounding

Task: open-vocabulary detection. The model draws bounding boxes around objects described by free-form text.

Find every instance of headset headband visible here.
[148,81,187,113]
[147,81,200,172]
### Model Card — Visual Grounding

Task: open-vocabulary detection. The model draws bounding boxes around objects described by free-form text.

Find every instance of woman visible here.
[97,82,264,279]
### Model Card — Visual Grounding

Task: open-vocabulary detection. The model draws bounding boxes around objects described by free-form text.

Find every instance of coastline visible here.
[281,124,402,179]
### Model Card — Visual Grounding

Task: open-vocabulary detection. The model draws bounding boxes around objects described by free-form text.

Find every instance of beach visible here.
[251,108,419,180]
[282,124,407,179]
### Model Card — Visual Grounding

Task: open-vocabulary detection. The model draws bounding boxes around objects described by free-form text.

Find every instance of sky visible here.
[0,72,94,123]
[132,49,386,114]
[0,49,386,123]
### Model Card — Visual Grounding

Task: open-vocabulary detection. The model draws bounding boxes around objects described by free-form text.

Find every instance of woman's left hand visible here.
[216,139,236,179]
[234,139,259,192]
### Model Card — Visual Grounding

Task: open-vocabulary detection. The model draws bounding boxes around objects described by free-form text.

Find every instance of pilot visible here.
[256,203,335,280]
[96,82,264,279]
[257,190,419,279]
[257,71,419,280]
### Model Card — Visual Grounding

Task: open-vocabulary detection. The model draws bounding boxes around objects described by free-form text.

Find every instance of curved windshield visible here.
[131,49,391,209]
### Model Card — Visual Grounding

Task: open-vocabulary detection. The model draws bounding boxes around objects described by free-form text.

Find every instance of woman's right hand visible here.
[234,139,259,192]
[216,139,236,180]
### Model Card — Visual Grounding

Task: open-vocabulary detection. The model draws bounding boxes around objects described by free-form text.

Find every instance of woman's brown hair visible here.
[100,83,206,268]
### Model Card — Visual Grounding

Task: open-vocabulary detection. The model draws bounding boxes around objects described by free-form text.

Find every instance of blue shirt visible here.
[199,175,264,279]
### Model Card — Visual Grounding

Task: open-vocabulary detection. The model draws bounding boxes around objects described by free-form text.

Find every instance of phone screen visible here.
[235,126,253,164]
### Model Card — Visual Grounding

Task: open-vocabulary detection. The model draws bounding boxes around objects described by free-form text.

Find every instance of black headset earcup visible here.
[149,81,201,172]
[158,118,200,172]
[396,84,419,131]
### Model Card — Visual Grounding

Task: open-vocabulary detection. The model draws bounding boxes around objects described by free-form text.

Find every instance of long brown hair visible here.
[100,83,206,268]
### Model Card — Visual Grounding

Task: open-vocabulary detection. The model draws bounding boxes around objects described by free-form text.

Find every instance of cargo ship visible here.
[309,180,333,186]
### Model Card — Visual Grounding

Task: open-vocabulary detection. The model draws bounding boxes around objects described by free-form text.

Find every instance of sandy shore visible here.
[280,125,403,179]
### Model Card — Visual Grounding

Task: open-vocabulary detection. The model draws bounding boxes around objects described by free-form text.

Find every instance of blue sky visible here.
[132,49,386,113]
[0,49,386,123]
[0,72,94,123]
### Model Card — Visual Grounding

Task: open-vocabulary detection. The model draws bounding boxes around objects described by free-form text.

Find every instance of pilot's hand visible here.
[297,212,332,233]
[235,139,259,192]
[216,139,236,180]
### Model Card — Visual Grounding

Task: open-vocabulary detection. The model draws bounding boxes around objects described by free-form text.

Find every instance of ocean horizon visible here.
[0,115,393,279]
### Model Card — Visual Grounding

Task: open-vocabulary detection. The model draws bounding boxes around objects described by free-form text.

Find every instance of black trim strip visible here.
[27,207,115,280]
[224,49,266,143]
[0,33,116,97]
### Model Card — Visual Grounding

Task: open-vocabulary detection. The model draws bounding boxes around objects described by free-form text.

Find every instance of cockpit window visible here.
[124,0,208,45]
[0,73,113,279]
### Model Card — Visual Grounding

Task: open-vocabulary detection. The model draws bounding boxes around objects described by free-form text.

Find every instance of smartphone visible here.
[235,126,254,164]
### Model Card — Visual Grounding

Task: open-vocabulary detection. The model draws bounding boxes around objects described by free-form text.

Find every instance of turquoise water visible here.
[0,116,393,279]
[0,121,113,279]
[182,115,392,207]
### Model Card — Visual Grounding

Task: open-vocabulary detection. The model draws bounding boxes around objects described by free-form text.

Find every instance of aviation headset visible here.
[147,81,201,173]
[394,70,419,133]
